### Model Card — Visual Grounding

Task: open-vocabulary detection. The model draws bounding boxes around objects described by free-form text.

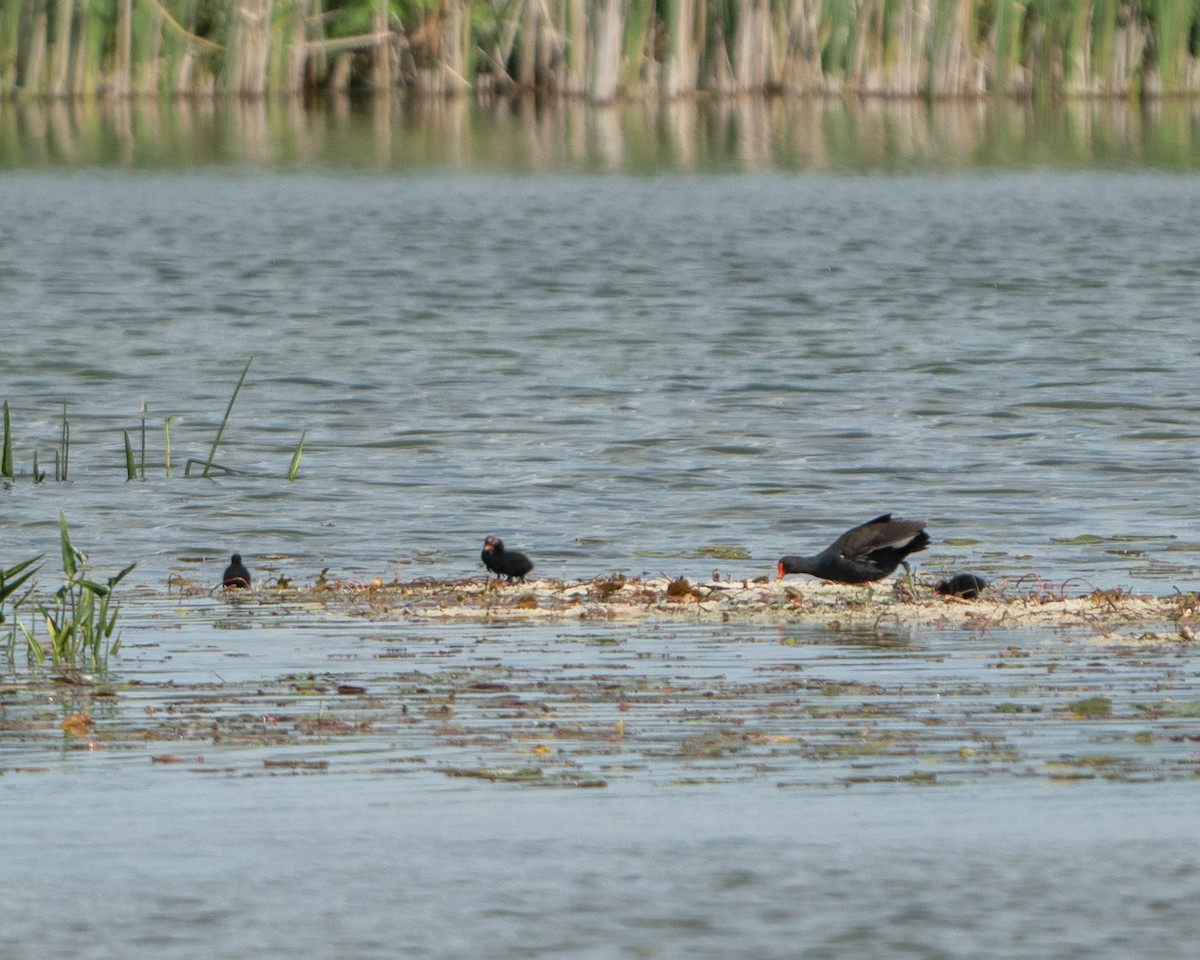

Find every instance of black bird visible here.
[776,514,931,584]
[222,553,252,589]
[935,573,988,600]
[481,536,534,581]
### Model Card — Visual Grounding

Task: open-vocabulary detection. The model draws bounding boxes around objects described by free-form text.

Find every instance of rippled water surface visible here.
[3,168,1200,589]
[4,606,1200,960]
[2,103,1200,959]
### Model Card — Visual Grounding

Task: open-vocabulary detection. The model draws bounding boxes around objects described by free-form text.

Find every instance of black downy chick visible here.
[481,536,534,581]
[222,553,252,589]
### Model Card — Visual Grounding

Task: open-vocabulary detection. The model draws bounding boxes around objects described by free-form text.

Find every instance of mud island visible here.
[213,575,1200,645]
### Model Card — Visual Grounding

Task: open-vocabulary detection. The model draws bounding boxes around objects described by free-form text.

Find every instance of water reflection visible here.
[5,94,1200,172]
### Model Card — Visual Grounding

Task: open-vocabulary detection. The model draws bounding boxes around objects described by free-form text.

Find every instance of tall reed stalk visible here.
[592,0,625,103]
[199,356,253,478]
[1152,0,1197,94]
[621,0,656,93]
[0,1,1198,100]
[164,416,173,478]
[58,402,69,481]
[123,430,137,480]
[1,401,12,479]
[139,401,147,479]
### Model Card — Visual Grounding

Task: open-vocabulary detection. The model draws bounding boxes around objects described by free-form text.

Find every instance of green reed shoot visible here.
[139,401,147,479]
[2,400,12,479]
[33,514,136,667]
[201,356,253,478]
[123,430,137,480]
[164,416,173,477]
[58,402,69,481]
[288,431,305,481]
[1,556,42,664]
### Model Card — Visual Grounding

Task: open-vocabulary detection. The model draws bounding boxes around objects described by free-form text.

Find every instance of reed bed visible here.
[1,516,134,669]
[2,1,1199,102]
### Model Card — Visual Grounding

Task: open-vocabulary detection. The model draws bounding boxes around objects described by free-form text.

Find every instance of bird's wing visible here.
[835,515,925,558]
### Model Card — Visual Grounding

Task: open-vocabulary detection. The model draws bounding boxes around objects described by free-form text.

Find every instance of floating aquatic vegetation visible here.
[1068,695,1113,718]
[665,576,698,599]
[697,545,751,560]
[593,576,626,598]
[1134,699,1200,718]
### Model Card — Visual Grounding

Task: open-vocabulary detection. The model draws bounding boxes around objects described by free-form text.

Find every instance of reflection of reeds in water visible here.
[2,1,1199,100]
[6,94,1200,171]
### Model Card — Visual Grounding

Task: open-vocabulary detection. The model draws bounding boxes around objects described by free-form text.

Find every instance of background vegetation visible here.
[2,0,1200,102]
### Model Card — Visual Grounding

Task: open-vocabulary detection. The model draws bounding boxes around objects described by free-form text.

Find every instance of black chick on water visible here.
[222,553,252,589]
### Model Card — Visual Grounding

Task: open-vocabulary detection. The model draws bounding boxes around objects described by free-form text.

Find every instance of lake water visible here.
[4,604,1200,959]
[2,96,1200,959]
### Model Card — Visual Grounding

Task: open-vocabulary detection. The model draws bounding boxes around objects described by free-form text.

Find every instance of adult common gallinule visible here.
[481,536,534,581]
[777,514,930,584]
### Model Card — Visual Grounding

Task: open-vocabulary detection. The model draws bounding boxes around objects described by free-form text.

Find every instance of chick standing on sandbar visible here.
[481,536,533,581]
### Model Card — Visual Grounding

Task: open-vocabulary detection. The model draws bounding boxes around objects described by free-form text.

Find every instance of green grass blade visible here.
[2,399,12,478]
[203,356,253,478]
[0,557,43,605]
[124,430,137,480]
[139,401,147,479]
[59,402,69,481]
[59,513,78,579]
[108,562,138,588]
[288,431,305,481]
[19,620,44,666]
[164,416,173,478]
